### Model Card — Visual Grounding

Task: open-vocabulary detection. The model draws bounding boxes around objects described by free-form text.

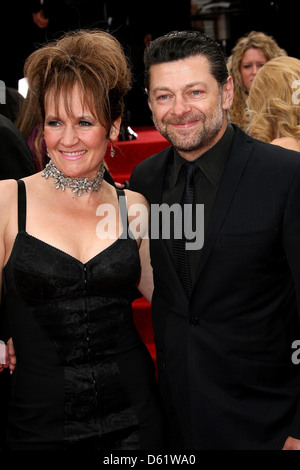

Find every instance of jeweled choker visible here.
[42,159,105,196]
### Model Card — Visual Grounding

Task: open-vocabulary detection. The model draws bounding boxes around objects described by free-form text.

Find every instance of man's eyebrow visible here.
[151,86,171,94]
[151,82,208,93]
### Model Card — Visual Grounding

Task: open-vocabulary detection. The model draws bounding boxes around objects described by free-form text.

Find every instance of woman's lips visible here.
[59,150,87,160]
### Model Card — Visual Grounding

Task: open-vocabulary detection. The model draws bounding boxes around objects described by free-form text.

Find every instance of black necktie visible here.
[173,161,196,296]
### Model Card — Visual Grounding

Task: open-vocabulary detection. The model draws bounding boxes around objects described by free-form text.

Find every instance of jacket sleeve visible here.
[0,117,35,180]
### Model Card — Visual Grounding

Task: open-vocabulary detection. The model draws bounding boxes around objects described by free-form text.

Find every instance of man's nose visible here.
[170,96,192,117]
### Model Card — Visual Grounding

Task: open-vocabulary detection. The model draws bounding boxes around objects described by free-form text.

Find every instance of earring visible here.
[110,144,115,158]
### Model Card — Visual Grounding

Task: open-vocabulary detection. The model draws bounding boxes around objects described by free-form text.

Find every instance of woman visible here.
[245,56,300,152]
[227,31,286,129]
[0,29,163,450]
[15,89,118,189]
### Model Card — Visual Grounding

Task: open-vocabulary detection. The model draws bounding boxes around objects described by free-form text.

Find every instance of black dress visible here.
[3,180,163,450]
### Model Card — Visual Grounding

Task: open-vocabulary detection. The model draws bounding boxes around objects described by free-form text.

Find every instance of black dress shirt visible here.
[162,124,235,284]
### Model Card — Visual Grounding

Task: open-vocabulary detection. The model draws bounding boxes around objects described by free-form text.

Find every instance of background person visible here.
[227,31,286,129]
[245,55,300,152]
[0,114,35,180]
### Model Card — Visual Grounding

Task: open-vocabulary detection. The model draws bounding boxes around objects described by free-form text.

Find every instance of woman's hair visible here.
[15,91,45,170]
[23,29,131,161]
[245,56,300,143]
[227,31,286,128]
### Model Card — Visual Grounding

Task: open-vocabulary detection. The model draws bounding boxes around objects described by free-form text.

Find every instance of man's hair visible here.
[144,30,229,90]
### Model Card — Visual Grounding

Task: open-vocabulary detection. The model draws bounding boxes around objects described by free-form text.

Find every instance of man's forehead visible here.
[148,55,214,90]
[149,54,210,74]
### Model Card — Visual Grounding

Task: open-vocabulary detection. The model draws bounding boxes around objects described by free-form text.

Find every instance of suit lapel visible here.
[193,128,254,286]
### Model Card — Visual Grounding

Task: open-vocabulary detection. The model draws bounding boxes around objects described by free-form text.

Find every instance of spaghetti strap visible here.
[17,180,26,232]
[116,188,128,237]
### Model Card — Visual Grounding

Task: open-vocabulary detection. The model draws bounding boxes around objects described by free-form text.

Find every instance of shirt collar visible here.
[171,124,235,187]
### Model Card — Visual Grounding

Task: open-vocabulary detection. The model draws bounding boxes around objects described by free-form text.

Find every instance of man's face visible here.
[148,55,233,160]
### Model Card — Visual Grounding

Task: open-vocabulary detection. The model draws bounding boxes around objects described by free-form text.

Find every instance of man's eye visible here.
[157,94,170,100]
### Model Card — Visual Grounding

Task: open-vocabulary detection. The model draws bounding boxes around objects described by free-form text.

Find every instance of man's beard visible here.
[152,99,224,154]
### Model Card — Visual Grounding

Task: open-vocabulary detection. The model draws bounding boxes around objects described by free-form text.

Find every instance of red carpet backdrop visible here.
[106,126,169,183]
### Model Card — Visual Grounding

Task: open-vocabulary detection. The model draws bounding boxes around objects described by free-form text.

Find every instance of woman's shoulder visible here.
[271,136,300,152]
[123,188,149,208]
[0,179,18,202]
[0,180,19,233]
[0,174,40,210]
[0,173,40,198]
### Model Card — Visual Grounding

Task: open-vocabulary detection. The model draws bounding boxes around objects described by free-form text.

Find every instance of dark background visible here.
[0,0,299,89]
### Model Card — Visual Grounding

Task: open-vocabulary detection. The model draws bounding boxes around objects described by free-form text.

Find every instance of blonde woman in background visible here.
[245,56,300,152]
[227,31,286,129]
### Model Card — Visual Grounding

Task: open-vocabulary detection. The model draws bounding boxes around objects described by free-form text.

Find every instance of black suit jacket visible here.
[0,114,35,180]
[130,125,300,449]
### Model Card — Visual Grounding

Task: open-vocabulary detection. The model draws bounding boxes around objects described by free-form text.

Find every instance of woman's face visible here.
[44,83,120,179]
[240,48,268,91]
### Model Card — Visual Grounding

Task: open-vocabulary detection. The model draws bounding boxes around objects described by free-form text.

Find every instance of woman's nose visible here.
[60,125,79,146]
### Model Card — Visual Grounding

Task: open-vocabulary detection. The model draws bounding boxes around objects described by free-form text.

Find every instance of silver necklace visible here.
[42,160,105,196]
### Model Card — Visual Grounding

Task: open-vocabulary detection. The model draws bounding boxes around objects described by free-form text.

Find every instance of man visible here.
[130,31,300,450]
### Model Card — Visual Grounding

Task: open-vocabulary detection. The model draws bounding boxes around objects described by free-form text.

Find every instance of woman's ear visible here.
[109,117,122,142]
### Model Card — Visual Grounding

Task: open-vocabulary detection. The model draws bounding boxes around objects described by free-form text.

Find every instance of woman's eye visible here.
[47,120,61,127]
[79,120,92,127]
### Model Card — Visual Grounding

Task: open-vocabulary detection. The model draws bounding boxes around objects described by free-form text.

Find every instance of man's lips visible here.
[171,121,198,128]
[164,115,202,128]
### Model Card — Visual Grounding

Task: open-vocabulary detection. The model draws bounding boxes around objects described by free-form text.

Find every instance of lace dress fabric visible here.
[3,180,163,450]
